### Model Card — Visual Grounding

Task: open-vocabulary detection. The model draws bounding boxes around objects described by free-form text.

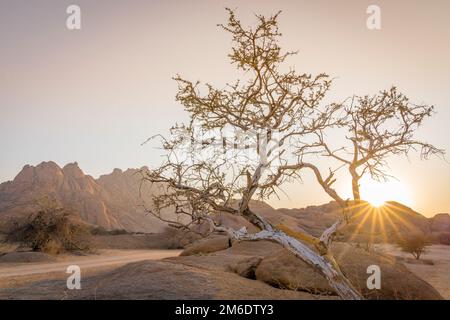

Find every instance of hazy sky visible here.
[1,0,449,216]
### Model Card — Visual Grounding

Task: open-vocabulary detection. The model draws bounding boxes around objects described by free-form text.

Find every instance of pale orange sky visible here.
[0,0,449,216]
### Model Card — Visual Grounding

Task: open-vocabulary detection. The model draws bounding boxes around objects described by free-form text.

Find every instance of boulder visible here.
[212,211,260,234]
[226,240,281,257]
[230,256,262,279]
[255,250,333,295]
[0,259,333,300]
[0,161,165,234]
[180,235,230,256]
[253,242,443,300]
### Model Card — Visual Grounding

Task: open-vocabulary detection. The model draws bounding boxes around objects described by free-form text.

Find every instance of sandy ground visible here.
[375,244,450,299]
[1,245,448,299]
[0,249,181,289]
[0,247,326,300]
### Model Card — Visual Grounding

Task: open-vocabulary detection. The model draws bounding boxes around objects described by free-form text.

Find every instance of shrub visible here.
[7,201,88,254]
[108,229,129,236]
[90,227,130,236]
[397,233,431,260]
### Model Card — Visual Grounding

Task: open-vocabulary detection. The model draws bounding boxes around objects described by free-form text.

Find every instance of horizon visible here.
[1,0,449,217]
[2,159,448,218]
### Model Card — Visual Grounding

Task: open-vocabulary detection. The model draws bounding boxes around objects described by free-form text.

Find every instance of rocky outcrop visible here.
[430,213,450,232]
[0,161,164,233]
[271,201,448,243]
[176,238,444,300]
[230,256,262,279]
[255,250,333,295]
[0,235,444,300]
[0,259,329,300]
[253,242,443,299]
[1,161,448,241]
[180,235,230,256]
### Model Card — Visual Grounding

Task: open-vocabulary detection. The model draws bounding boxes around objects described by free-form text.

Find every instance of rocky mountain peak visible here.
[62,162,84,179]
[112,168,123,175]
[0,161,164,233]
[14,161,63,184]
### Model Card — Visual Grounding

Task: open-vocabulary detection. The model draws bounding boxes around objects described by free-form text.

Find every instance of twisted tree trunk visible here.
[220,226,363,300]
[349,165,361,202]
[212,208,363,300]
[231,164,363,299]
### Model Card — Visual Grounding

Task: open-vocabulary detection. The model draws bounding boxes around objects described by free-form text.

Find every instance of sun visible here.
[359,176,413,208]
[367,196,386,208]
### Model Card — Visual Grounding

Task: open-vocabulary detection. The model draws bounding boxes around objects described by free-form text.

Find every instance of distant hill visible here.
[258,201,450,244]
[0,161,448,242]
[0,161,165,233]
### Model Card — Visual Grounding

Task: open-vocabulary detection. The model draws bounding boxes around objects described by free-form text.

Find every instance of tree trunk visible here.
[238,164,266,214]
[272,232,363,299]
[222,222,364,300]
[349,167,361,201]
[233,162,363,299]
[228,228,364,300]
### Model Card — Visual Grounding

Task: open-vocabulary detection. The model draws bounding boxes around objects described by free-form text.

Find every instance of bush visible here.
[7,201,88,254]
[397,233,431,260]
[108,229,130,236]
[90,227,130,236]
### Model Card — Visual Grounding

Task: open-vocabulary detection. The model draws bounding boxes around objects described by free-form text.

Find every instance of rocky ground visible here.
[0,235,444,300]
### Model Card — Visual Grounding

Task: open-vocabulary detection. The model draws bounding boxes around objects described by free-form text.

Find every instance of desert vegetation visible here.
[397,233,431,260]
[142,9,443,300]
[5,200,88,255]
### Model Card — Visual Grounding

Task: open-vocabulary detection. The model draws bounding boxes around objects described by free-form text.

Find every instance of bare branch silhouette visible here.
[141,9,443,300]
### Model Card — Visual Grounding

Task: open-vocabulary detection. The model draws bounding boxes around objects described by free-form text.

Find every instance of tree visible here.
[316,87,444,201]
[397,233,431,260]
[143,9,443,300]
[144,9,363,299]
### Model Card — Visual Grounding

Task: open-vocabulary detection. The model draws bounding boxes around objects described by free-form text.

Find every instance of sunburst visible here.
[344,201,422,245]
[359,176,413,208]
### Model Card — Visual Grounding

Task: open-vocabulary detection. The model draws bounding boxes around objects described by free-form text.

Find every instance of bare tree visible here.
[142,9,443,300]
[286,89,446,261]
[143,9,365,299]
[316,87,444,201]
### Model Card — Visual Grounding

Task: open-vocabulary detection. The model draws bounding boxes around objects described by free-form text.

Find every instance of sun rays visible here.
[341,201,423,245]
[359,177,414,209]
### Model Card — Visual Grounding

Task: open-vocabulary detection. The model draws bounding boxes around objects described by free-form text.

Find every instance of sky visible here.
[0,0,449,216]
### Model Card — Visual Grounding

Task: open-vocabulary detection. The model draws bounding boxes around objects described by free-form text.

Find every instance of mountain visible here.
[429,213,450,232]
[1,161,448,242]
[0,161,165,233]
[273,201,449,243]
[219,199,449,244]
